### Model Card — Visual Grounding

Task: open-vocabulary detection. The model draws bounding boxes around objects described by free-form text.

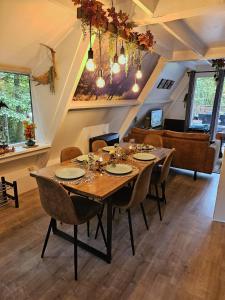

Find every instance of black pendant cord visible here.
[89,20,92,49]
[98,29,102,70]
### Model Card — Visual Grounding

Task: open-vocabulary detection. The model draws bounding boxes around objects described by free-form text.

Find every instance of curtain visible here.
[184,71,196,131]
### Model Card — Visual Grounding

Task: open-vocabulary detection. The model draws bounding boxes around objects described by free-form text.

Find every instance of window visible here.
[190,76,217,131]
[0,71,33,144]
[217,82,225,132]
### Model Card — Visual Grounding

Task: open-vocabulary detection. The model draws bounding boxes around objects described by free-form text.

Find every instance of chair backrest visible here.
[60,147,82,163]
[35,175,79,225]
[92,140,107,152]
[160,148,176,183]
[144,134,163,147]
[128,163,155,208]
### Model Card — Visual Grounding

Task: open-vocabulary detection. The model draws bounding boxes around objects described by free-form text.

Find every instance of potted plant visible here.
[22,121,36,147]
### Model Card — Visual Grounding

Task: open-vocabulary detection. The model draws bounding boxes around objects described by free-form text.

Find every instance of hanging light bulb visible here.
[86,48,96,72]
[112,54,121,74]
[118,43,126,65]
[136,64,143,79]
[132,81,140,93]
[96,69,105,88]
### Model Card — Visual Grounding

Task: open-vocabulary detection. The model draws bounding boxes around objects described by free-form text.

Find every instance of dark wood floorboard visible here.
[0,170,225,300]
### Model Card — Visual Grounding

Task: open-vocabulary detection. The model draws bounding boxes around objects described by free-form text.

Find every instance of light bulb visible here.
[136,70,143,79]
[112,62,121,74]
[86,59,96,72]
[118,54,126,65]
[132,83,140,93]
[96,76,105,88]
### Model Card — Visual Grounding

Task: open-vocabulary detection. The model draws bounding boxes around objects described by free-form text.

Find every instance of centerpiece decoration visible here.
[22,121,36,147]
[72,0,155,93]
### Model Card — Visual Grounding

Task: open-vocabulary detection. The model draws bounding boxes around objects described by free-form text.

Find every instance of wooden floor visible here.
[1,170,225,300]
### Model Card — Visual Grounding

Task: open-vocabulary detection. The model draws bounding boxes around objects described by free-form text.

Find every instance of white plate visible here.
[55,167,85,180]
[133,153,156,161]
[102,146,115,152]
[105,164,133,175]
[76,154,99,162]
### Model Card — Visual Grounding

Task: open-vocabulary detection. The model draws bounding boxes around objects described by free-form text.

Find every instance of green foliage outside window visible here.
[0,71,33,144]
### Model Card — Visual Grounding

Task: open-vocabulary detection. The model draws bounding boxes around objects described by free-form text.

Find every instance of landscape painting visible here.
[74,36,159,101]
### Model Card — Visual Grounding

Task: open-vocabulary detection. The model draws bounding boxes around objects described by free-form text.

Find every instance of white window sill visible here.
[0,144,51,164]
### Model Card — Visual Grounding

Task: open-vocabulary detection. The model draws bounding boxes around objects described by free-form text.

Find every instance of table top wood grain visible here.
[30,147,172,201]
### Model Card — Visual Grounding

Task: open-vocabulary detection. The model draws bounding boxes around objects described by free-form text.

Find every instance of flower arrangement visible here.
[72,0,155,51]
[22,121,36,146]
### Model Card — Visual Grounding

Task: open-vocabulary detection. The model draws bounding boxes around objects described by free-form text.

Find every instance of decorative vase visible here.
[26,139,35,147]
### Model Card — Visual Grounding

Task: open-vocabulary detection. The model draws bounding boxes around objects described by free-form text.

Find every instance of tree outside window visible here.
[0,71,33,144]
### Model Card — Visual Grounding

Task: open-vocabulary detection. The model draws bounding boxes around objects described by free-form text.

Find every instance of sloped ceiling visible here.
[0,0,76,68]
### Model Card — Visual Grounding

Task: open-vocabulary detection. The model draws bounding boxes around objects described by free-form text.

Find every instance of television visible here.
[150,109,163,128]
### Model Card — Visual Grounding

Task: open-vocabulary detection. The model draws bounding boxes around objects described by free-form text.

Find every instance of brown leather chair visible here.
[150,148,175,220]
[60,147,82,163]
[35,175,106,280]
[144,134,163,147]
[91,140,107,152]
[109,163,155,255]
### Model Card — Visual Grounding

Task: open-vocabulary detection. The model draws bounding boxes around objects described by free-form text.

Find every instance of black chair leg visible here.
[155,184,162,221]
[41,218,53,258]
[87,221,90,237]
[74,225,78,281]
[140,203,149,230]
[112,207,116,219]
[97,213,107,247]
[127,209,135,256]
[161,181,167,204]
[95,204,105,239]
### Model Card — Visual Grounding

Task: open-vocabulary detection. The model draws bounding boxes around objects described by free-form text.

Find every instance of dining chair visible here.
[60,147,83,163]
[144,134,163,148]
[35,175,106,280]
[150,148,176,220]
[91,140,107,152]
[109,163,155,256]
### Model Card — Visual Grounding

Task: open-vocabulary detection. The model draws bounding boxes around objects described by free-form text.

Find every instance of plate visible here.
[133,153,156,161]
[102,146,115,152]
[55,167,85,180]
[105,164,133,175]
[76,154,99,162]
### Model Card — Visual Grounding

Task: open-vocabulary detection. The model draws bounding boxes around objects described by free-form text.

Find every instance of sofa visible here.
[124,128,220,177]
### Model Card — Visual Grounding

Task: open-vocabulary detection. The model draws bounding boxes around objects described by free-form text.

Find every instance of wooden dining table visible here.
[30,145,172,264]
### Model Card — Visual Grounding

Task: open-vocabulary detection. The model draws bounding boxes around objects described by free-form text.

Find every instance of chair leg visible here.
[112,207,116,219]
[74,225,78,281]
[87,221,90,237]
[41,218,53,258]
[97,213,107,248]
[193,171,197,181]
[127,209,135,256]
[155,184,162,221]
[95,205,105,239]
[140,202,149,230]
[161,181,167,204]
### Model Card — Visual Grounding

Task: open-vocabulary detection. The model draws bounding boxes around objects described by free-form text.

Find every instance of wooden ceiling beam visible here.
[172,46,225,61]
[133,0,225,24]
[161,20,207,58]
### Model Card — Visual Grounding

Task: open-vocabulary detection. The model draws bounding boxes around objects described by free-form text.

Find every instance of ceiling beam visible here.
[160,20,207,58]
[172,46,225,61]
[133,0,225,24]
[152,0,225,24]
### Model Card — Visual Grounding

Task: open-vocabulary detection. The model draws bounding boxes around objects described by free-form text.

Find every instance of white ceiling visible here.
[0,0,225,69]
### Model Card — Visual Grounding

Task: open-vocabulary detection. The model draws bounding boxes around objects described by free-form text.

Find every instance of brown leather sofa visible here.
[124,128,220,178]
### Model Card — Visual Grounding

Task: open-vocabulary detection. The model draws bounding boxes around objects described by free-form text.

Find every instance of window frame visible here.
[0,69,34,146]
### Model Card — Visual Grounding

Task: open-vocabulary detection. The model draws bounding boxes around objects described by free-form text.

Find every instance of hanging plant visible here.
[73,0,155,51]
[212,59,225,82]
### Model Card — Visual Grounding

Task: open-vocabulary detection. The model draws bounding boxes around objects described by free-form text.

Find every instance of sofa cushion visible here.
[164,130,210,142]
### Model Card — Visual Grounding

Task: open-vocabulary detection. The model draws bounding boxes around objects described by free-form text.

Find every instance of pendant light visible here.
[96,29,105,88]
[118,41,126,65]
[132,80,140,93]
[136,64,143,79]
[86,20,96,72]
[112,37,121,74]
